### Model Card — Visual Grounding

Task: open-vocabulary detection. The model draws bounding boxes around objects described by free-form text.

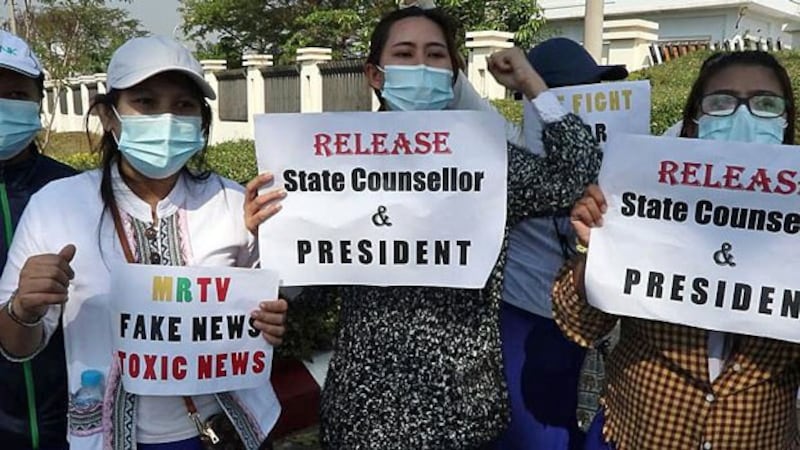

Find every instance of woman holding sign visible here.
[555,51,800,450]
[0,36,287,450]
[246,6,602,449]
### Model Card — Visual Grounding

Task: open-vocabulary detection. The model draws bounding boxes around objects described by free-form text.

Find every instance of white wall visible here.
[539,0,800,20]
[209,122,251,144]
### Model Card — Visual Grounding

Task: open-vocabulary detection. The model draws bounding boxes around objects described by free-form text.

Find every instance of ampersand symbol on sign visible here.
[372,206,392,227]
[713,242,736,267]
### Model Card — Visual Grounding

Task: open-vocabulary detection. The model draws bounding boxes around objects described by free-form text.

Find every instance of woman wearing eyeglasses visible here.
[553,51,800,450]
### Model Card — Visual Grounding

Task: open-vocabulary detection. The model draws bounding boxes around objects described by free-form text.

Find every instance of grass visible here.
[39,131,98,158]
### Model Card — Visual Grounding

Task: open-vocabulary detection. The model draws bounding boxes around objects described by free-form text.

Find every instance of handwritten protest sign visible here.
[586,133,800,343]
[254,111,507,287]
[109,265,279,396]
[524,80,651,152]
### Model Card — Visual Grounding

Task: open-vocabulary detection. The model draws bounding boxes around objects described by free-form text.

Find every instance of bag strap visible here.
[110,203,135,264]
[182,396,211,439]
[109,204,214,441]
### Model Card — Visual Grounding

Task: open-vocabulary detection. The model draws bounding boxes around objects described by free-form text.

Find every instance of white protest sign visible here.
[109,265,279,396]
[524,80,651,152]
[586,133,800,343]
[255,111,507,287]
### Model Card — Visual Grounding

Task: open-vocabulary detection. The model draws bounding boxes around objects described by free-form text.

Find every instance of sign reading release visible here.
[586,133,800,344]
[254,111,508,288]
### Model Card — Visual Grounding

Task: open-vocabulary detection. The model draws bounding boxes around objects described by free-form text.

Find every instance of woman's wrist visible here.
[522,76,548,100]
[7,291,43,327]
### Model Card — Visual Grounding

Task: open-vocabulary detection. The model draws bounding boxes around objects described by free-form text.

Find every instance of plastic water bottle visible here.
[73,370,104,409]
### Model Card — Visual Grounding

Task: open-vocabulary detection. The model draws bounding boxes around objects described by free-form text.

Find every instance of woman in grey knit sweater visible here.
[246,7,602,449]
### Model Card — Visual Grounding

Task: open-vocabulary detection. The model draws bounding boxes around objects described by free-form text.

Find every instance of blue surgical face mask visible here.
[697,106,786,145]
[0,98,41,160]
[113,108,205,180]
[379,65,454,111]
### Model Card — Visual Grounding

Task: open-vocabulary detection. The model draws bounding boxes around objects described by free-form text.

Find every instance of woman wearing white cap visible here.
[0,35,288,450]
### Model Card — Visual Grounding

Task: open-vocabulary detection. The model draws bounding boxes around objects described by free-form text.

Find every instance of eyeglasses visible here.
[700,93,786,118]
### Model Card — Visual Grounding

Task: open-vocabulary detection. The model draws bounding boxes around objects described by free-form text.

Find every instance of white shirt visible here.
[137,396,221,444]
[0,167,277,448]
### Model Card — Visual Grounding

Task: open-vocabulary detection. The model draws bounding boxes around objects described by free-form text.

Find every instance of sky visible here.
[121,0,183,38]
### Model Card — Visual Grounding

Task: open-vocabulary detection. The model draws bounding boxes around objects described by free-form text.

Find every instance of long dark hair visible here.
[679,51,796,144]
[84,73,213,242]
[366,7,463,108]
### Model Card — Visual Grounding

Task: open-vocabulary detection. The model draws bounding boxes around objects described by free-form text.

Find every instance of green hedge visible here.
[57,152,100,171]
[626,51,712,134]
[491,98,523,124]
[204,140,258,183]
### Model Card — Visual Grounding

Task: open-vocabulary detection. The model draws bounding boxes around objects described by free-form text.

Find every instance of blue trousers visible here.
[495,303,587,450]
[137,437,204,450]
[584,409,615,450]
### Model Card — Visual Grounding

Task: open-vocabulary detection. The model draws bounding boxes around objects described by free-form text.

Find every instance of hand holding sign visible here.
[15,244,76,321]
[570,185,608,247]
[244,172,287,235]
[487,48,548,99]
[250,299,288,346]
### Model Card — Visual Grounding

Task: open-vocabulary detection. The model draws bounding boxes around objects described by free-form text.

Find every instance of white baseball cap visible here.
[107,35,216,100]
[0,30,42,78]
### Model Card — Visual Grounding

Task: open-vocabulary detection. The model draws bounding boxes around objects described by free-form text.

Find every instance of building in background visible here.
[539,0,800,68]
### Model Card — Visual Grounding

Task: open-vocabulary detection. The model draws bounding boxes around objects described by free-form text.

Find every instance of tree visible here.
[437,0,547,50]
[13,1,145,75]
[179,0,302,66]
[6,0,146,149]
[180,0,546,66]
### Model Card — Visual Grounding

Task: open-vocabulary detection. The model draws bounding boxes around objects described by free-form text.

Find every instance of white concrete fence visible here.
[43,25,667,145]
